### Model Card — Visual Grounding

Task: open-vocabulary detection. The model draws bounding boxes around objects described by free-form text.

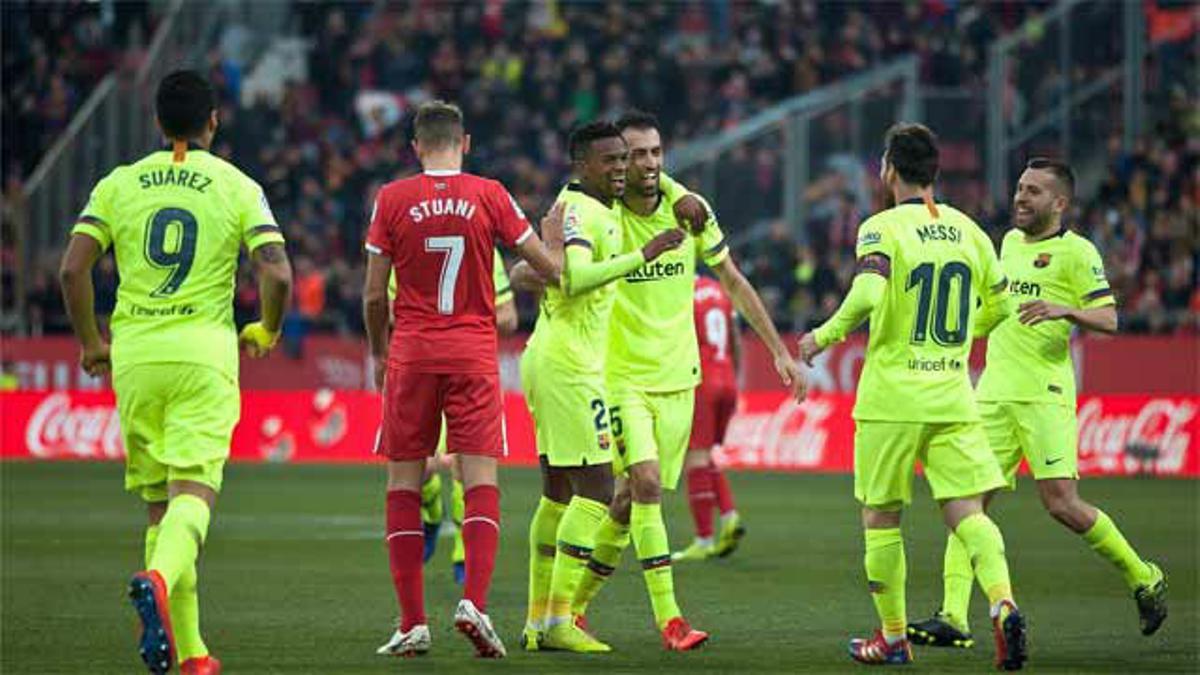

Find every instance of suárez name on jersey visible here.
[625,260,685,283]
[915,223,962,244]
[409,198,477,222]
[138,167,213,193]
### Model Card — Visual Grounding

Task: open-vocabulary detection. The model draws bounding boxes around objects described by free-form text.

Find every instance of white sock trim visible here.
[462,516,500,531]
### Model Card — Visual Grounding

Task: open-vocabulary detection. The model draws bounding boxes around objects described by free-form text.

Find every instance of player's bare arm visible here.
[363,251,392,390]
[513,201,564,286]
[1018,300,1117,334]
[239,242,293,358]
[711,254,805,402]
[799,253,890,365]
[496,297,518,335]
[58,233,110,376]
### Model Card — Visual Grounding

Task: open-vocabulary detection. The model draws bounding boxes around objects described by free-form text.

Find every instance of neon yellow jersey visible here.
[389,247,511,306]
[853,199,1006,422]
[976,229,1113,404]
[72,148,284,381]
[526,183,623,375]
[608,186,729,392]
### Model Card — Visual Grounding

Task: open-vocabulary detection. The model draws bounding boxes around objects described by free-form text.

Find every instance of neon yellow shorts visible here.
[609,383,695,491]
[981,400,1078,487]
[520,349,613,468]
[113,363,239,502]
[854,420,1006,508]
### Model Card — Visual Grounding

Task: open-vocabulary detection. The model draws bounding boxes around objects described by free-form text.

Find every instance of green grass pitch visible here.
[2,462,1197,673]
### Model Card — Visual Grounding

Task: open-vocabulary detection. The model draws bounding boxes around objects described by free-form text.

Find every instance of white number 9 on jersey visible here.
[425,236,465,315]
[704,307,728,361]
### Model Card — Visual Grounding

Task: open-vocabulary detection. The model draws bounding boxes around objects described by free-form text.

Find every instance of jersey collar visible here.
[899,197,926,206]
[424,169,461,176]
[161,141,207,153]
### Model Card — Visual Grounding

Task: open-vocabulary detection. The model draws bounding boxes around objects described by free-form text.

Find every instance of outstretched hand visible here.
[642,228,686,261]
[673,194,709,234]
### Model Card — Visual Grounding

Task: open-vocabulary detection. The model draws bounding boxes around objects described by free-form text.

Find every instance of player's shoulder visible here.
[1062,229,1102,257]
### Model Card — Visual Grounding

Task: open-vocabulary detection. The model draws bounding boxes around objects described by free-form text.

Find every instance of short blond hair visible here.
[413,100,464,150]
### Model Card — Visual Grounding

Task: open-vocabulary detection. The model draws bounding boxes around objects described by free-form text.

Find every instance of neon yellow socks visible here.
[451,479,465,564]
[419,473,443,525]
[1083,509,1155,589]
[631,502,680,629]
[864,528,907,641]
[941,531,974,632]
[148,494,210,593]
[525,497,566,629]
[572,514,629,617]
[546,496,608,626]
[954,513,1014,609]
[145,521,208,660]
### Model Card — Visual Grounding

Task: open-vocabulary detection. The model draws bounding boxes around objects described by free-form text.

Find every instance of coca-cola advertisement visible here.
[2,390,1196,476]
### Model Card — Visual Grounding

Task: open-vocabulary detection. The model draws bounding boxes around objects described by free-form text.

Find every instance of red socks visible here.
[461,484,501,611]
[386,490,426,631]
[686,466,716,539]
[712,464,736,515]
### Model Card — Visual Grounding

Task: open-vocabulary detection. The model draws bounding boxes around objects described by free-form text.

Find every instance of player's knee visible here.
[629,465,662,504]
[610,488,632,524]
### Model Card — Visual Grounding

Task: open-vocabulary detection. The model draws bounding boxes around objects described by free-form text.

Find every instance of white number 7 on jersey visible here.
[425,236,465,315]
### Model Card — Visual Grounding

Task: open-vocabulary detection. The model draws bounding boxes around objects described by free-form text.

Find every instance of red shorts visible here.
[689,384,738,450]
[377,367,504,461]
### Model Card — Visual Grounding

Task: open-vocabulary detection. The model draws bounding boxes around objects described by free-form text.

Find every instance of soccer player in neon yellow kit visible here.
[59,70,292,675]
[565,110,806,651]
[515,120,686,653]
[908,158,1166,648]
[799,123,1026,669]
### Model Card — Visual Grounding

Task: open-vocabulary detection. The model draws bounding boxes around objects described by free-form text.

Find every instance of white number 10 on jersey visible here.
[425,236,465,315]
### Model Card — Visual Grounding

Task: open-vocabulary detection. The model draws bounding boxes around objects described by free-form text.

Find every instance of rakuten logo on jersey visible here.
[25,393,124,459]
[720,399,834,469]
[1077,397,1195,475]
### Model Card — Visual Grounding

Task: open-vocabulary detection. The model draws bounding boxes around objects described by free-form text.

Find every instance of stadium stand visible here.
[6,1,1196,338]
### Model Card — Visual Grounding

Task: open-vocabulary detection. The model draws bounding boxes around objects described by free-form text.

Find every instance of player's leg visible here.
[677,448,717,561]
[710,388,743,557]
[847,422,915,665]
[928,422,1025,671]
[678,387,718,560]
[1019,403,1166,634]
[449,457,466,583]
[524,457,571,648]
[376,368,440,657]
[537,378,615,653]
[543,463,613,649]
[913,401,1020,648]
[116,365,178,674]
[571,478,631,620]
[629,389,708,651]
[444,371,508,658]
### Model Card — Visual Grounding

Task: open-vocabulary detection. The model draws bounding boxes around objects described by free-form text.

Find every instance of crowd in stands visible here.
[8,1,1197,339]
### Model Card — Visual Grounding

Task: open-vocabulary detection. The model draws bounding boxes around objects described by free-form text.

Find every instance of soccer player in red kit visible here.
[363,101,563,659]
[675,273,745,562]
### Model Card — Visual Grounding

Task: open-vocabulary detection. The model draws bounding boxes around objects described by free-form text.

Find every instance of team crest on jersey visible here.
[563,207,582,239]
[434,182,448,190]
[597,431,611,451]
[1034,253,1052,268]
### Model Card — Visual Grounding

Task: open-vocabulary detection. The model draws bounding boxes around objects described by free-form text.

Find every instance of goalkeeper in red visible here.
[908,158,1166,649]
[800,123,1027,669]
[363,101,562,659]
[59,70,292,675]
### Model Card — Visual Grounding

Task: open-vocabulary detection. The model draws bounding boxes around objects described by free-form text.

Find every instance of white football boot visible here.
[454,599,507,658]
[375,622,431,657]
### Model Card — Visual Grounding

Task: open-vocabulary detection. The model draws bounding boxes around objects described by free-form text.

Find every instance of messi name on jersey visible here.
[915,223,962,244]
[624,259,685,283]
[137,167,214,193]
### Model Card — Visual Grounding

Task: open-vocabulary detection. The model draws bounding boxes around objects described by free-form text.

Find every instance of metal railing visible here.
[13,0,225,328]
[668,56,921,244]
[986,0,1147,201]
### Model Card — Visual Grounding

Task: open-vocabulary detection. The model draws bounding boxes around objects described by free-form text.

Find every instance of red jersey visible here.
[365,170,532,373]
[694,275,737,390]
